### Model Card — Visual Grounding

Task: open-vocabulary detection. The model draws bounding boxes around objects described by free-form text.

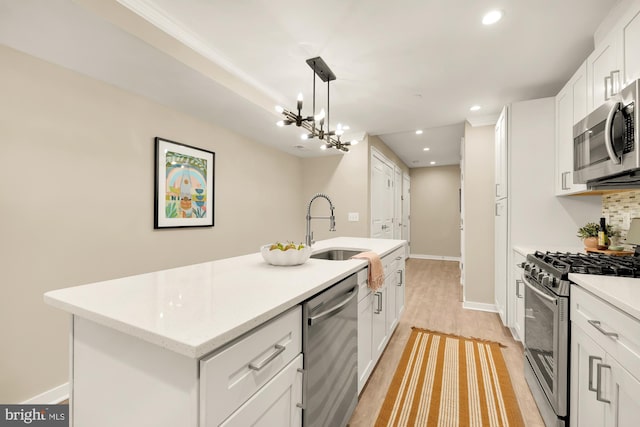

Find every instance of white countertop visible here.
[569,273,640,321]
[44,237,405,358]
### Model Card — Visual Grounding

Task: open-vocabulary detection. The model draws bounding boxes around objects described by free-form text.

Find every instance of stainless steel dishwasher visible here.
[302,272,358,427]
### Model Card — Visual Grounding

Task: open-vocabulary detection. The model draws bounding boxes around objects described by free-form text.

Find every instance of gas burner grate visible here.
[532,251,640,278]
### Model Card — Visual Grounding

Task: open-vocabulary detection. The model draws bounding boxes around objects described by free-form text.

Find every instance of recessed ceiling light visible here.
[430,161,436,165]
[415,130,423,135]
[470,105,481,111]
[423,147,430,151]
[482,10,503,25]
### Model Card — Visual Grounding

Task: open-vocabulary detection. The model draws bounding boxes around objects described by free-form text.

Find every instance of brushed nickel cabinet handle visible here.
[588,355,603,392]
[248,344,286,371]
[588,320,619,339]
[596,363,611,404]
[296,368,306,409]
[561,171,570,190]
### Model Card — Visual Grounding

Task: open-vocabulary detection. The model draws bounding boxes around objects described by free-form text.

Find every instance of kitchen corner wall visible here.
[0,46,305,403]
[462,123,495,305]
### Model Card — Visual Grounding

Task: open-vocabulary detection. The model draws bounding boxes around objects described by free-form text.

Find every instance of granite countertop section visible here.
[569,273,640,321]
[44,237,405,358]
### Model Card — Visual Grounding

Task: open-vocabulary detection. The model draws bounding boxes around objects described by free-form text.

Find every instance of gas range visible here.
[523,251,640,297]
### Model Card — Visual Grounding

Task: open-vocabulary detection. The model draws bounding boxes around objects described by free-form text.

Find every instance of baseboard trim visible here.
[410,253,461,262]
[21,382,69,404]
[462,301,498,313]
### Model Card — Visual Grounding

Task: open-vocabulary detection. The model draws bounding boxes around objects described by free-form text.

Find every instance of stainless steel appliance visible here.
[573,79,638,188]
[522,251,640,427]
[302,273,358,427]
[522,252,571,427]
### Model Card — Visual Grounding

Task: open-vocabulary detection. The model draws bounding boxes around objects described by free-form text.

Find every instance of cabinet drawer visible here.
[200,306,302,427]
[357,267,370,301]
[571,285,640,381]
[220,354,303,427]
[382,247,404,275]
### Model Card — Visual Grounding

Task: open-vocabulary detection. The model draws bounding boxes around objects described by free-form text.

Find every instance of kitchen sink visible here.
[310,248,369,261]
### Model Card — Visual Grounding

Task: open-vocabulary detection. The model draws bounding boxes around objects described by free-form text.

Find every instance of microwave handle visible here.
[604,102,622,165]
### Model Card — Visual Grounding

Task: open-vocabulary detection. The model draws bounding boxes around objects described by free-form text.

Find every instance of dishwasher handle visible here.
[308,286,358,326]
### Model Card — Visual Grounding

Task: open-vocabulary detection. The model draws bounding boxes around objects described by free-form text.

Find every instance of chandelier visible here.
[275,57,358,152]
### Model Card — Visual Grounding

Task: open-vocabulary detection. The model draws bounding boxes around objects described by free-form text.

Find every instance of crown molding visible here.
[115,0,282,103]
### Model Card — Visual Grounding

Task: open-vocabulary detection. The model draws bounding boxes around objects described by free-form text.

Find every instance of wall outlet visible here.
[348,212,359,222]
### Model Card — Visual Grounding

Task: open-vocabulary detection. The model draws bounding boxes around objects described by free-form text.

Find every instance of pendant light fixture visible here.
[275,57,357,152]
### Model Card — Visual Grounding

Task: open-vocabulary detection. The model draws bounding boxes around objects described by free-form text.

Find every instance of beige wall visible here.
[409,166,461,258]
[301,137,370,241]
[0,46,304,402]
[463,123,495,305]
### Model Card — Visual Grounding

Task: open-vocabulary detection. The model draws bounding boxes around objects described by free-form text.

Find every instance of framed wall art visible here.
[154,137,215,229]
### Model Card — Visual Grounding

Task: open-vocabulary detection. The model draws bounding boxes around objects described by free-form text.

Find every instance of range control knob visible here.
[537,271,546,282]
[541,275,550,287]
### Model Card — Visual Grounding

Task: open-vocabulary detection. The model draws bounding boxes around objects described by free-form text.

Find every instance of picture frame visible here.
[154,137,215,229]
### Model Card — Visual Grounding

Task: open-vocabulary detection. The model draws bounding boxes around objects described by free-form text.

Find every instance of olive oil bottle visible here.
[598,217,608,249]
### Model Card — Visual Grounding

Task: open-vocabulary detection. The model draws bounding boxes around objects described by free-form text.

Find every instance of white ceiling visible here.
[0,0,620,166]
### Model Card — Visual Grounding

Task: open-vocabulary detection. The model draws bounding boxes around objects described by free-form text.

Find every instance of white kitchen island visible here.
[45,237,406,427]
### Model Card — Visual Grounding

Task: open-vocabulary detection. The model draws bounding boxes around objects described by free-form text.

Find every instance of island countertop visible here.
[44,237,406,358]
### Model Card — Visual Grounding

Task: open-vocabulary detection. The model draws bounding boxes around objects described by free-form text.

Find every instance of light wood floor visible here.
[348,258,545,427]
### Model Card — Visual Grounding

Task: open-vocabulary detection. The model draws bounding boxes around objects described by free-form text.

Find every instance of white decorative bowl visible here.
[260,245,312,266]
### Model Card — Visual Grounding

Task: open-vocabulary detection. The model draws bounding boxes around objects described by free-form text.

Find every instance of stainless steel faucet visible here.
[305,193,336,247]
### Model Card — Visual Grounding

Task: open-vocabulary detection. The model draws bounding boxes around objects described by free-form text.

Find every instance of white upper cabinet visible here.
[622,6,640,84]
[587,30,622,112]
[555,61,588,195]
[587,1,640,113]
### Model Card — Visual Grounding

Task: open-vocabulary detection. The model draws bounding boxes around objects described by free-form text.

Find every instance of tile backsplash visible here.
[602,190,640,243]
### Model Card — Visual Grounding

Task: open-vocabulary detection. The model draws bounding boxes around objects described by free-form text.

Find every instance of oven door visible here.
[523,276,568,417]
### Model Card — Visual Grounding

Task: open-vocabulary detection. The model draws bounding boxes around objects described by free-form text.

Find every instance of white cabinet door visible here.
[385,272,397,334]
[372,286,387,363]
[605,356,640,427]
[220,355,303,427]
[494,107,508,199]
[587,30,623,112]
[555,62,588,195]
[494,198,508,325]
[621,6,640,85]
[570,325,607,427]
[511,251,525,341]
[357,292,373,395]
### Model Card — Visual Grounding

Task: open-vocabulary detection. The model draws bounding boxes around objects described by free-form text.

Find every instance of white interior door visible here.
[371,151,394,239]
[393,167,402,239]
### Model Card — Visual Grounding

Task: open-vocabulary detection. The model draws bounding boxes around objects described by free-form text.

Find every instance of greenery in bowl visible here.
[576,222,621,239]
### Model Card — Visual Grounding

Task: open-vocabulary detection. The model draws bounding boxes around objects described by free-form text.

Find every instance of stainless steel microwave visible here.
[573,79,639,187]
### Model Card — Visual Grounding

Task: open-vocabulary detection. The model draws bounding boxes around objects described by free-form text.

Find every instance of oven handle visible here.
[604,101,622,165]
[523,278,557,304]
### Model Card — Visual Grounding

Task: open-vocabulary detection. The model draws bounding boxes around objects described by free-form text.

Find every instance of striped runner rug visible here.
[375,328,525,427]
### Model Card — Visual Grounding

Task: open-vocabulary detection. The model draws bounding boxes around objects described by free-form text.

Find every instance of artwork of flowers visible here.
[154,137,215,228]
